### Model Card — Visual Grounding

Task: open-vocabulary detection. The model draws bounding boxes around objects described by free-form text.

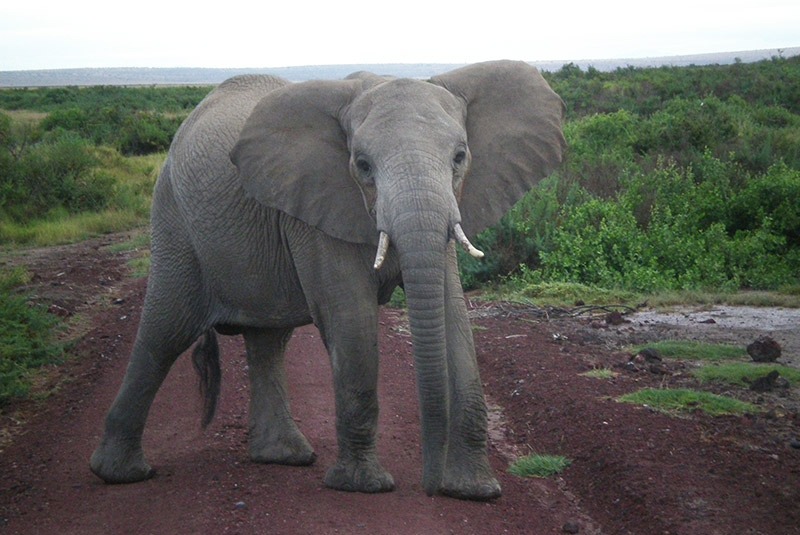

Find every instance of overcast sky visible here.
[1,0,798,71]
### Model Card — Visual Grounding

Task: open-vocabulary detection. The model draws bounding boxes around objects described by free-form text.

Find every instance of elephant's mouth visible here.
[372,224,483,270]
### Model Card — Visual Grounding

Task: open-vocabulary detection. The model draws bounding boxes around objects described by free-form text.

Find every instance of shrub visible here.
[118,111,181,155]
[0,130,113,221]
[728,163,800,247]
[459,175,565,289]
[536,157,800,292]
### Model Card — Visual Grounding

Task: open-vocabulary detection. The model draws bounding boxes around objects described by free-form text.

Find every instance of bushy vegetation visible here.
[1,57,798,403]
[0,111,162,239]
[0,85,211,155]
[462,55,800,293]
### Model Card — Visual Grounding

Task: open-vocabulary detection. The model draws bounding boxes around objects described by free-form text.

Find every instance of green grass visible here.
[0,266,31,291]
[108,231,151,277]
[580,368,618,379]
[694,363,800,387]
[630,340,747,361]
[126,252,151,278]
[107,231,150,253]
[0,269,64,404]
[0,210,147,247]
[508,454,571,478]
[0,151,160,247]
[487,281,642,309]
[618,388,758,416]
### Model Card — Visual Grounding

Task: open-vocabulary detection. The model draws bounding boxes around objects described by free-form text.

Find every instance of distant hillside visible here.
[1,47,797,87]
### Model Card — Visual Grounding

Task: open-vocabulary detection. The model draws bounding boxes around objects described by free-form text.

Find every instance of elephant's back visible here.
[171,75,290,173]
[164,75,289,212]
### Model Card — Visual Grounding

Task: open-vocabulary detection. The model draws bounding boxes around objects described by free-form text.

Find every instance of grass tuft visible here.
[580,368,618,379]
[694,363,800,387]
[0,270,64,404]
[108,231,151,277]
[0,267,32,292]
[618,388,758,416]
[486,281,642,309]
[509,454,571,478]
[629,340,747,361]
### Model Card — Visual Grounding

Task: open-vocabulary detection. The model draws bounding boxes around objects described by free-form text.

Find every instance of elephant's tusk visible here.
[453,224,485,259]
[374,231,390,270]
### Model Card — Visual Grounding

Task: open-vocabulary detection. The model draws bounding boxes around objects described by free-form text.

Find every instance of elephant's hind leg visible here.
[244,328,316,466]
[90,334,192,483]
[91,214,210,483]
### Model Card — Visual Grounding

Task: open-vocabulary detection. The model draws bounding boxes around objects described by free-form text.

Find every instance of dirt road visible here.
[1,235,798,534]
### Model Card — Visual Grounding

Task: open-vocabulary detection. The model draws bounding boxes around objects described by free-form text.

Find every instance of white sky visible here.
[1,0,798,71]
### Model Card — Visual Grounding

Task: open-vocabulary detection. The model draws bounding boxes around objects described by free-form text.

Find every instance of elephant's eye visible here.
[453,150,467,165]
[356,158,372,175]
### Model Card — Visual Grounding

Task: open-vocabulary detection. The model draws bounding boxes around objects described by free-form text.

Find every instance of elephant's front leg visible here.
[244,328,316,466]
[318,308,395,493]
[441,244,501,500]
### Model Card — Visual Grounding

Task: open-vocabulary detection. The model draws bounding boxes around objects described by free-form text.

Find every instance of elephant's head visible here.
[230,60,565,494]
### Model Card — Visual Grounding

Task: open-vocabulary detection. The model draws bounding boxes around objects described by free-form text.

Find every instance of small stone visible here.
[562,521,580,533]
[623,361,639,372]
[749,370,781,392]
[789,438,800,449]
[747,336,782,362]
[234,501,247,510]
[636,348,662,363]
[48,304,71,317]
[605,311,626,325]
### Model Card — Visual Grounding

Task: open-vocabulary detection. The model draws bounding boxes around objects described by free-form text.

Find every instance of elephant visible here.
[90,60,565,500]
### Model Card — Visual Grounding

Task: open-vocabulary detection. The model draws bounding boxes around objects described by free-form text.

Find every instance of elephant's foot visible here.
[90,438,155,484]
[249,430,316,466]
[440,456,502,501]
[324,458,395,493]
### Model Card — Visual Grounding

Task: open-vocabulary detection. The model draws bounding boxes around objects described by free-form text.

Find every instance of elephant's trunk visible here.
[397,230,449,495]
[380,180,460,496]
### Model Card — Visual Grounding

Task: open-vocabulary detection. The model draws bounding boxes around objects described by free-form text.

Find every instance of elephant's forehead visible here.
[351,79,465,124]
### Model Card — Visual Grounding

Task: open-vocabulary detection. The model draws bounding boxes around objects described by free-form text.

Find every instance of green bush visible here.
[459,175,566,289]
[641,97,737,158]
[0,85,212,115]
[41,106,182,155]
[118,111,181,155]
[728,163,800,246]
[536,156,800,292]
[0,126,113,221]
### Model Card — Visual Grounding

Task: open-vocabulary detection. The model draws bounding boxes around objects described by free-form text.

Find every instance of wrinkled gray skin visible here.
[90,60,565,500]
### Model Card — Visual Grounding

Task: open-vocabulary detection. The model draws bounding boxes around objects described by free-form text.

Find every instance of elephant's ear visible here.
[430,60,566,238]
[230,79,379,246]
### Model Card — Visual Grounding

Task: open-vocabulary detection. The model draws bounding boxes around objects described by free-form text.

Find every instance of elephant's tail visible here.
[192,329,221,428]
